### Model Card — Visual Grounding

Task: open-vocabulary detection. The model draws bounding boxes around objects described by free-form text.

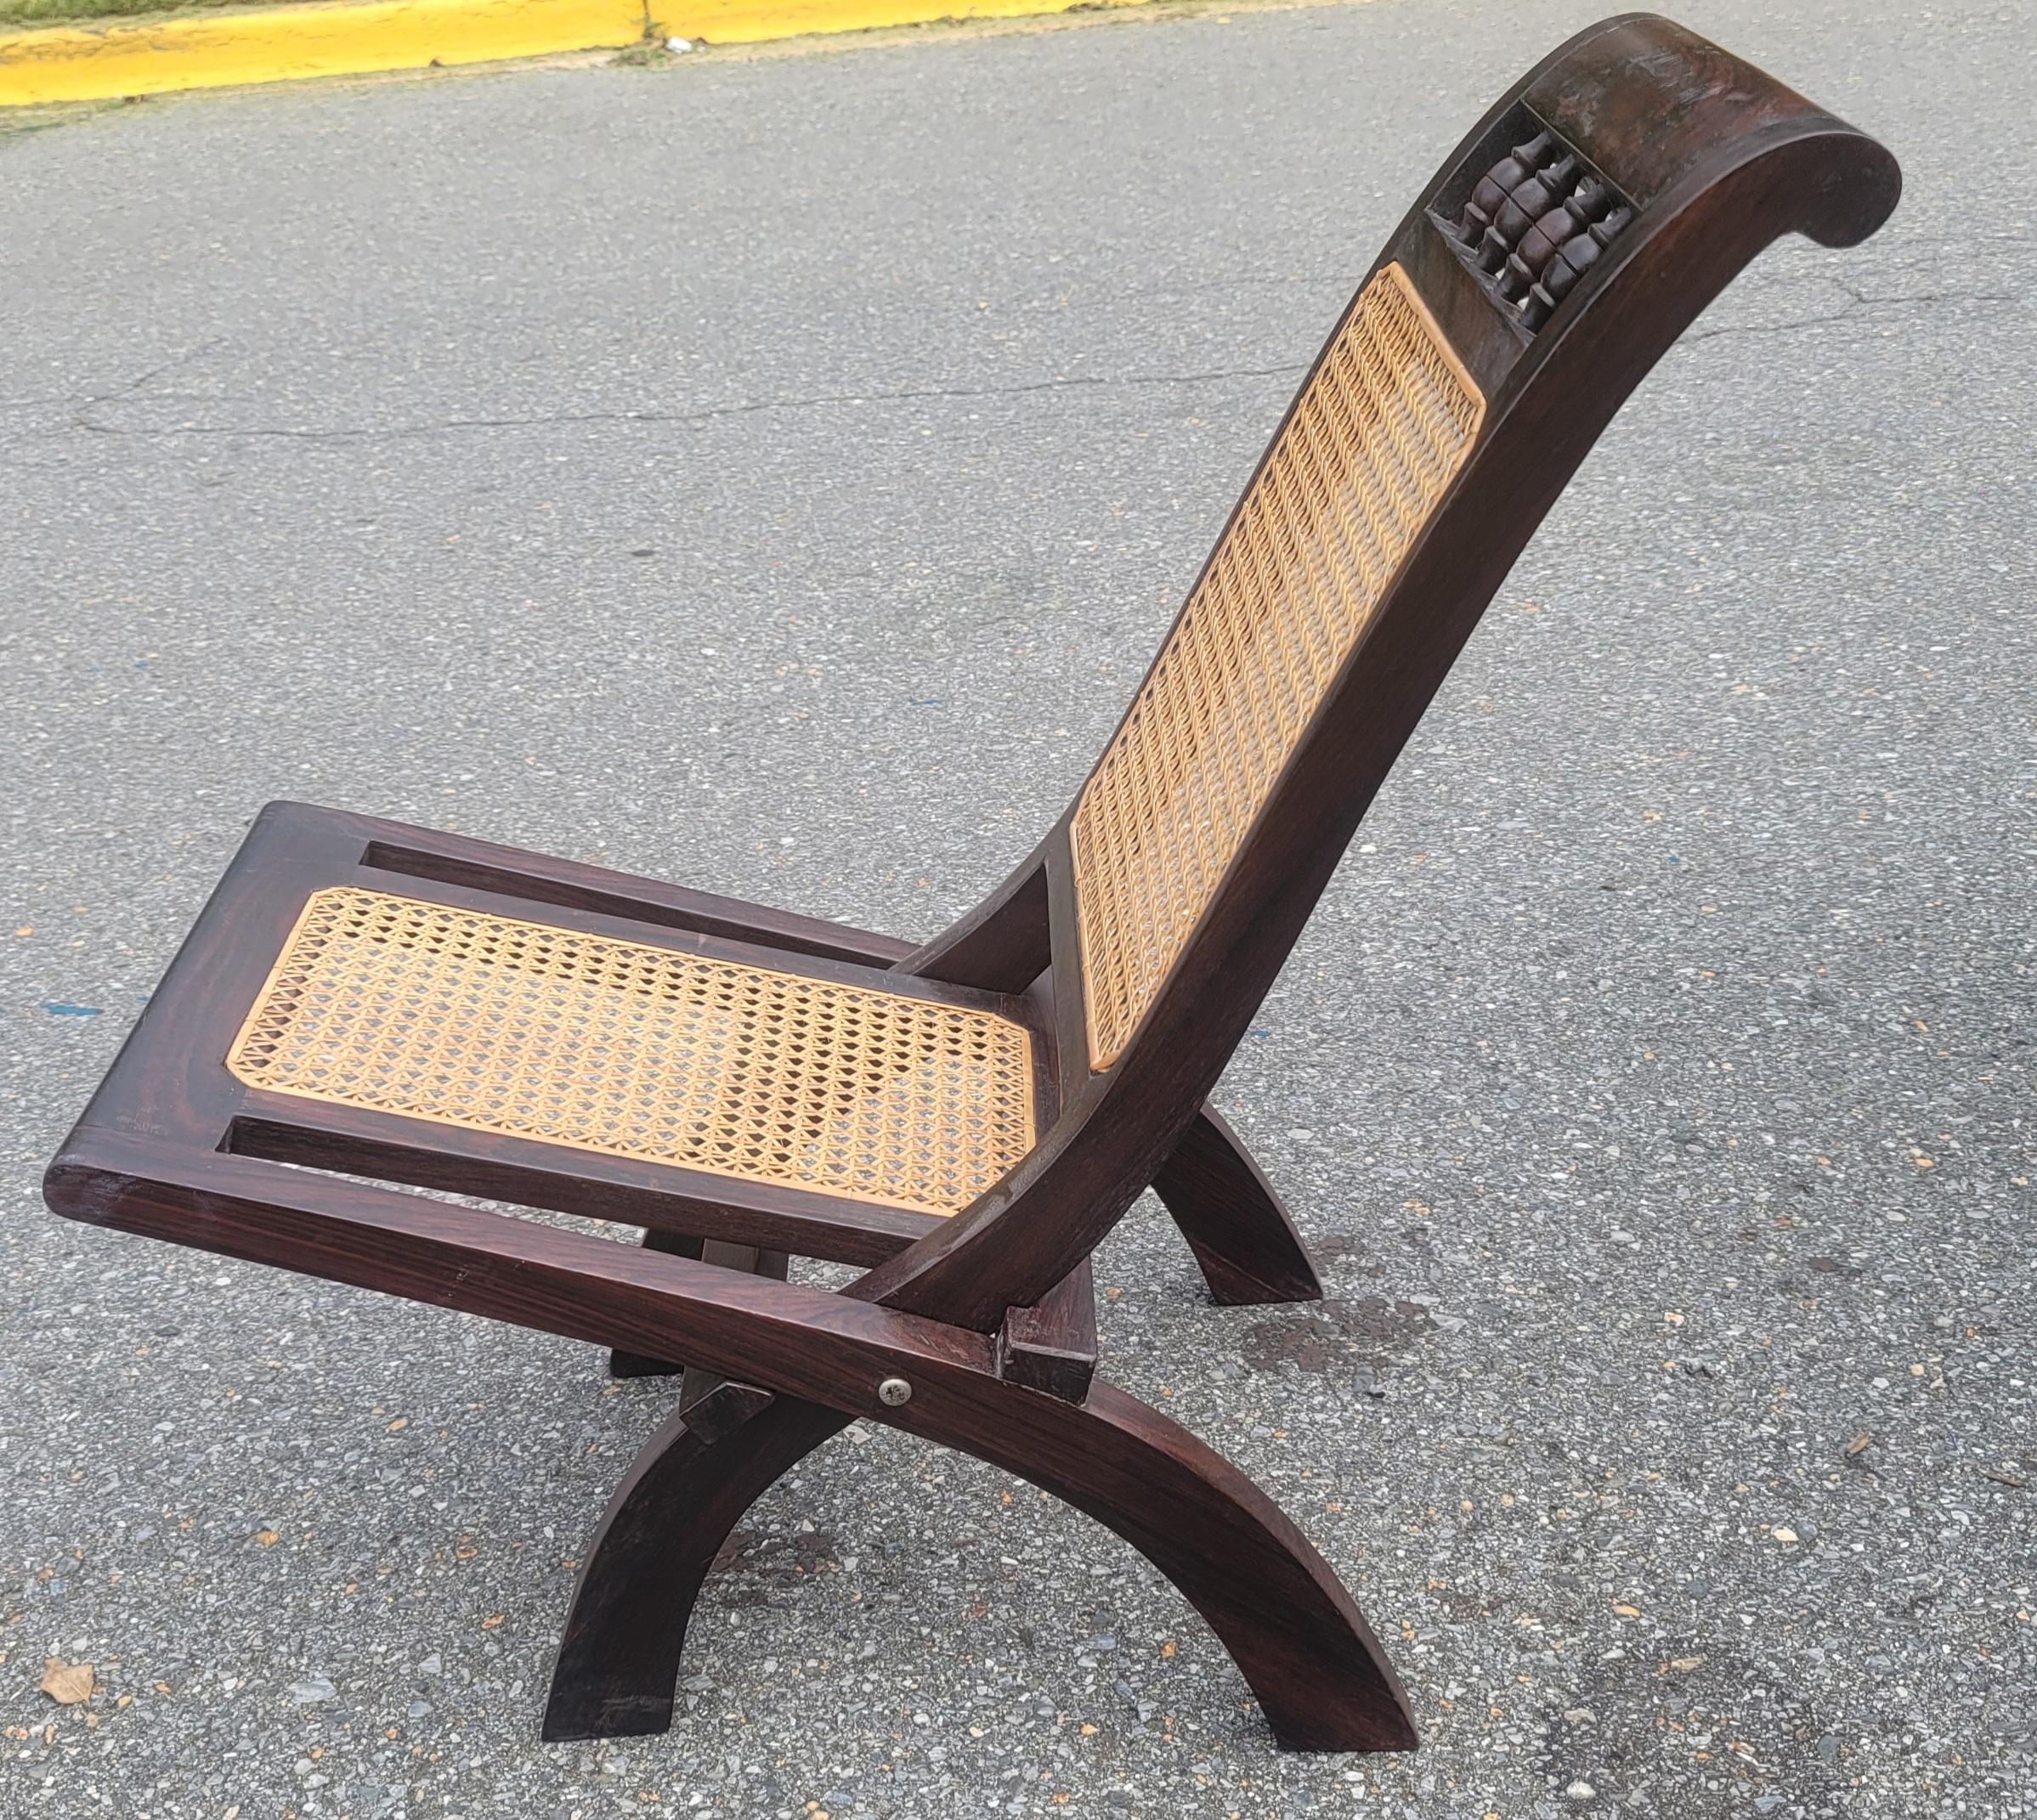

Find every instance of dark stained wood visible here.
[846,20,1901,1337]
[42,14,1900,1760]
[1039,823,1093,1100]
[1151,1105,1323,1306]
[81,796,1012,1267]
[348,863,1041,1017]
[52,1130,1412,1749]
[545,1395,853,1740]
[676,1379,777,1446]
[69,801,339,1153]
[545,1378,1412,1751]
[899,854,1051,993]
[672,1241,790,1414]
[609,1237,791,1386]
[1431,105,1634,336]
[608,1229,706,1379]
[227,1105,937,1267]
[1525,18,1830,211]
[995,1258,1096,1402]
[357,820,919,966]
[48,1133,1000,1393]
[1392,211,1530,397]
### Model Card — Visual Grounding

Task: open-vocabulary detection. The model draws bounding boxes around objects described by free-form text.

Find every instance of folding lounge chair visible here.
[45,14,1898,1753]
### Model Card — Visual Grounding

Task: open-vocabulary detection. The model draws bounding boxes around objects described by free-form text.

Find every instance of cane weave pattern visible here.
[227,887,1036,1216]
[1070,263,1482,1071]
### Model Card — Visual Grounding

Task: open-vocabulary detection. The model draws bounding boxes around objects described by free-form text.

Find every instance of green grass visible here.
[0,0,328,28]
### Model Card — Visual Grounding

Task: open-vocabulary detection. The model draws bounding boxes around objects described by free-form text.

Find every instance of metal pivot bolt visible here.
[876,1376,913,1407]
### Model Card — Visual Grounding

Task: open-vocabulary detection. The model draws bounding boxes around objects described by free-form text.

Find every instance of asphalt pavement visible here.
[1,0,2033,1814]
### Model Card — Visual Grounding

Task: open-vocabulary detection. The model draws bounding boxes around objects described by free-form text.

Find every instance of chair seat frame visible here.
[46,14,1898,1755]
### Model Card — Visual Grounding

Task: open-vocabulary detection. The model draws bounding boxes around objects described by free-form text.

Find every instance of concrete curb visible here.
[0,0,1151,106]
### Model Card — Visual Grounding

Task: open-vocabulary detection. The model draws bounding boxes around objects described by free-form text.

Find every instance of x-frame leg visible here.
[544,1375,1413,1751]
[1154,1105,1324,1306]
[50,1140,1411,1747]
[545,1393,851,1740]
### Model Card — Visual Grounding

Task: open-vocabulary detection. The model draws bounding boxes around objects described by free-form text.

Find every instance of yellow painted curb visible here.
[0,0,647,105]
[667,0,1145,46]
[0,0,1154,106]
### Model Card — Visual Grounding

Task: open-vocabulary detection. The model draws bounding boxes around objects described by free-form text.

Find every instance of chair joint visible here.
[993,1261,1098,1403]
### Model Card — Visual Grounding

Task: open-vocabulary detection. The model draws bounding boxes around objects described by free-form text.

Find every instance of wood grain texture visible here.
[607,1229,710,1381]
[996,1258,1097,1401]
[545,1393,852,1740]
[1152,1105,1323,1305]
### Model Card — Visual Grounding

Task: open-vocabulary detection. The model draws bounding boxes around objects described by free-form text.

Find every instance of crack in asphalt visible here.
[1,279,2023,452]
[1680,284,2019,346]
[42,360,1315,446]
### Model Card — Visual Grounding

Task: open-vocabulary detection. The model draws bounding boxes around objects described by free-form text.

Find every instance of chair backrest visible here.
[1069,263,1486,1072]
[876,13,1899,1328]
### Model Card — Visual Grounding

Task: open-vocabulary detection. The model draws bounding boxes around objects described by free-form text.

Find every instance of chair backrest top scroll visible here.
[1068,262,1485,1071]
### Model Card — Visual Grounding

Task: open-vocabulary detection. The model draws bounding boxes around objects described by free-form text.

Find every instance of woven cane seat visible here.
[226,887,1036,1216]
[1070,263,1484,1070]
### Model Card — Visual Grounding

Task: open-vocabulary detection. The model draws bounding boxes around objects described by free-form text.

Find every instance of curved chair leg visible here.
[542,1392,849,1740]
[1152,1105,1324,1305]
[975,1378,1415,1750]
[546,1370,1412,1751]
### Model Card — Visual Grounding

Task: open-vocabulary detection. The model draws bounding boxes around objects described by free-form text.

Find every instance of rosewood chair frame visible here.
[45,15,1898,1755]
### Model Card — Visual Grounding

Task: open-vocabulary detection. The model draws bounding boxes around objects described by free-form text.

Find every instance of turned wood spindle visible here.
[1457,129,1554,244]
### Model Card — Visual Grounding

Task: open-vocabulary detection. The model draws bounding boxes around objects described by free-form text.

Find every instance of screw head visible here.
[876,1376,913,1407]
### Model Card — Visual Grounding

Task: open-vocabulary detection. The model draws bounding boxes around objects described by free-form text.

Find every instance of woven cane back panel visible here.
[1069,263,1483,1071]
[227,888,1036,1216]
